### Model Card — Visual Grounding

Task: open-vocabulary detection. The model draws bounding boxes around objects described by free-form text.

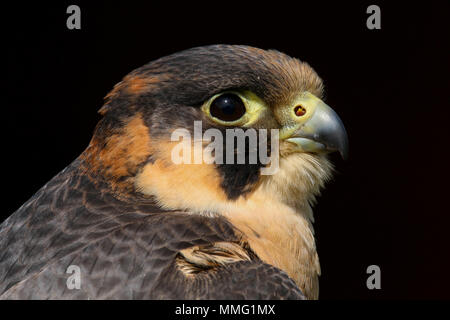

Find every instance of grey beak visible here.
[285,95,349,159]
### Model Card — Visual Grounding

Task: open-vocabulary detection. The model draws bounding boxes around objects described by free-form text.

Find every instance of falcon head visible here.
[80,45,348,299]
[83,45,347,207]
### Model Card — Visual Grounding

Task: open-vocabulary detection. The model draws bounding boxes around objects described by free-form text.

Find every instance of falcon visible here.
[0,45,348,300]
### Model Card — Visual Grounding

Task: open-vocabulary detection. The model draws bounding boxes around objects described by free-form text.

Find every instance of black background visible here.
[3,1,450,299]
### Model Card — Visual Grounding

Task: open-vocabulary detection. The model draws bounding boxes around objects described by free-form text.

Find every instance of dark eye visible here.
[210,93,246,122]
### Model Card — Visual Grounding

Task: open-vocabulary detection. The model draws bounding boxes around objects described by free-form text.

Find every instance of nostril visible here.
[294,105,307,117]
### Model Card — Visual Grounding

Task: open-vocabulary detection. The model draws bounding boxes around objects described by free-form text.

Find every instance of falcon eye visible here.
[209,93,246,122]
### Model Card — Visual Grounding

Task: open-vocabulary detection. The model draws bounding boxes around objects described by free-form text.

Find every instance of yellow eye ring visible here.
[201,91,267,127]
[209,93,246,122]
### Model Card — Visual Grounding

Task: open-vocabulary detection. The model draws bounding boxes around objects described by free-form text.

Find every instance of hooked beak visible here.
[279,92,349,159]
